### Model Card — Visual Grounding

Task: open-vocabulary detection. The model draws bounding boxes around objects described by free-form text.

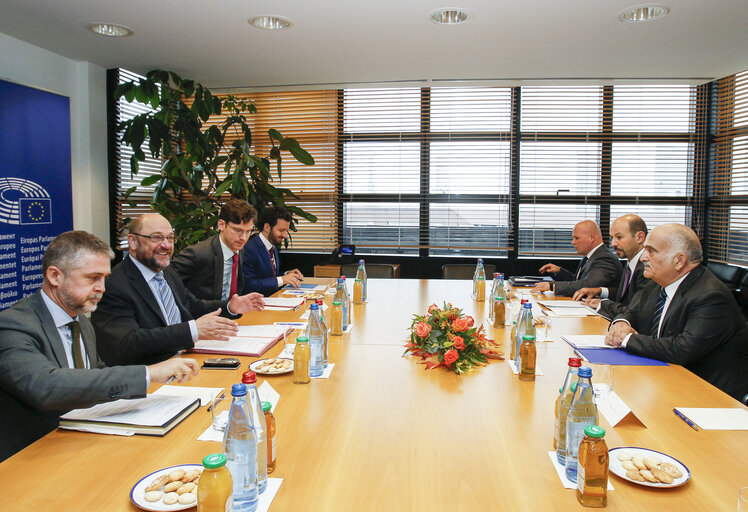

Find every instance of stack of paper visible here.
[561,335,611,349]
[192,324,293,357]
[262,297,305,311]
[538,301,597,317]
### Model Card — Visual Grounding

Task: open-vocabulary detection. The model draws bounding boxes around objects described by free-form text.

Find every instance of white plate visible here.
[608,447,691,488]
[250,357,294,375]
[130,464,201,511]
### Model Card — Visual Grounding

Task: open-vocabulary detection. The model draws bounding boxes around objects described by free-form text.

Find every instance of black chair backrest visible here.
[442,263,496,280]
[707,262,744,288]
[340,263,396,279]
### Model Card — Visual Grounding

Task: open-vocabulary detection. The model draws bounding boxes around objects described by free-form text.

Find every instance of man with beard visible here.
[242,206,304,296]
[605,224,748,400]
[572,214,649,319]
[0,231,200,462]
[92,213,265,366]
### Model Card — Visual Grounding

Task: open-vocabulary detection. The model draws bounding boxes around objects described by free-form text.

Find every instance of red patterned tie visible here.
[269,248,276,275]
[229,253,239,297]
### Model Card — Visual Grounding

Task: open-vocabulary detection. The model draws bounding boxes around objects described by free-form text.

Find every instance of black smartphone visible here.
[201,357,241,369]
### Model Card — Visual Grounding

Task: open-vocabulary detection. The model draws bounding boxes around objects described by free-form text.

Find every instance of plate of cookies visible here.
[131,464,202,511]
[609,447,690,488]
[250,357,293,375]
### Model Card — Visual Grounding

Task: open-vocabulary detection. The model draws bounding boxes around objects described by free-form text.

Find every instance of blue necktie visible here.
[153,272,181,326]
[650,287,667,338]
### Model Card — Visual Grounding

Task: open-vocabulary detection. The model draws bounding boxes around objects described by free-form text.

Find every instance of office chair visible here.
[340,263,397,278]
[442,263,496,280]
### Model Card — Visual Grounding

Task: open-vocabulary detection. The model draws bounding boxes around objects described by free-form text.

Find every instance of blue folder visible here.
[575,348,669,366]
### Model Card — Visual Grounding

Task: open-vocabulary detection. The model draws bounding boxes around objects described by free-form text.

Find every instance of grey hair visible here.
[42,231,114,276]
[662,224,703,263]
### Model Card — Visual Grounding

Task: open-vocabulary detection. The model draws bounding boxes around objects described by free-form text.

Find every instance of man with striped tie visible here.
[605,224,748,401]
[92,213,265,366]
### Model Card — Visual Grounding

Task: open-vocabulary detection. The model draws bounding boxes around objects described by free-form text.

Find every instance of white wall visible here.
[0,31,110,241]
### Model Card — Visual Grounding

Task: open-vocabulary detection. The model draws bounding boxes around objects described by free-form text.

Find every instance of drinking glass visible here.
[210,390,230,432]
[590,364,614,401]
[535,315,552,341]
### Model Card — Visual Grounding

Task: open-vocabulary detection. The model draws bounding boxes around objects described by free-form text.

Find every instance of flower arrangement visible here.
[404,302,503,374]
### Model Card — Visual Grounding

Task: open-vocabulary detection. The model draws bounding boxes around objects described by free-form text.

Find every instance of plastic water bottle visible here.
[241,371,268,494]
[334,277,350,331]
[223,383,258,511]
[565,366,599,483]
[306,303,325,377]
[315,299,329,367]
[516,302,536,369]
[472,258,486,299]
[555,357,582,451]
[356,259,367,302]
[489,273,504,323]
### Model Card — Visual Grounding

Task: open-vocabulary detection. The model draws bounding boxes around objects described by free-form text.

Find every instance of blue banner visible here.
[0,79,73,310]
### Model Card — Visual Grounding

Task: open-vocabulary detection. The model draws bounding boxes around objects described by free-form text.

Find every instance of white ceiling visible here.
[1,0,747,90]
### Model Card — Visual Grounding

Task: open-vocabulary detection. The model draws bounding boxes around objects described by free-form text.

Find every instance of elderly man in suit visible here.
[0,231,199,462]
[532,220,622,297]
[242,206,304,296]
[573,214,649,319]
[171,199,257,300]
[606,224,748,401]
[92,213,265,366]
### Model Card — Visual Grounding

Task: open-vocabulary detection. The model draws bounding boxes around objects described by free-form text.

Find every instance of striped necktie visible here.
[650,287,668,338]
[575,256,588,280]
[268,248,277,275]
[153,272,181,326]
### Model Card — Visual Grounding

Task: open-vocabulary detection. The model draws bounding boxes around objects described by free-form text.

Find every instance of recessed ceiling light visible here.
[86,23,134,37]
[429,8,472,25]
[248,16,293,30]
[618,5,670,22]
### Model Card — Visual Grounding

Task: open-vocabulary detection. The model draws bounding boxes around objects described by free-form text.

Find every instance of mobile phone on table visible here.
[201,357,241,369]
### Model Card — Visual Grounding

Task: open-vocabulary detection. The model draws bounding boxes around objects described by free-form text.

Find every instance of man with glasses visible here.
[92,213,265,366]
[171,199,257,301]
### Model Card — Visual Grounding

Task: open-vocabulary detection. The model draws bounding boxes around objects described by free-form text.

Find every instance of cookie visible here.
[632,455,647,470]
[169,468,186,482]
[621,460,637,471]
[164,480,182,492]
[145,474,170,492]
[183,469,201,482]
[177,482,196,495]
[651,468,674,484]
[626,469,646,481]
[144,491,163,502]
[163,492,180,505]
[178,493,197,505]
[639,469,658,483]
[643,456,662,470]
[660,462,683,479]
[617,452,632,462]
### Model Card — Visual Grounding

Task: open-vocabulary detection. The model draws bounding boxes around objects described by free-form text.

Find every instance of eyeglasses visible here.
[228,224,254,237]
[130,232,178,244]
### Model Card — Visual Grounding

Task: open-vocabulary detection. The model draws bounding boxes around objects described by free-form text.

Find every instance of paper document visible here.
[544,305,597,317]
[673,408,748,430]
[60,395,196,427]
[262,297,305,311]
[538,300,585,308]
[236,325,292,338]
[258,381,280,413]
[562,335,612,349]
[152,385,223,406]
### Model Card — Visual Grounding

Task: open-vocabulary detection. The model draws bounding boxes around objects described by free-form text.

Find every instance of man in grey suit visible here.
[0,231,199,462]
[606,224,748,401]
[532,220,623,297]
[171,199,257,301]
[573,214,649,319]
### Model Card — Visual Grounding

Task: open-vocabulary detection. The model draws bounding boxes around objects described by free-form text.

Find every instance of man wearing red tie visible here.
[171,199,256,301]
[242,206,304,296]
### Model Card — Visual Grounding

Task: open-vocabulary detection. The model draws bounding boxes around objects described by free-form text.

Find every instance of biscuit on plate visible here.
[144,491,162,502]
[145,474,169,492]
[643,456,661,470]
[651,468,674,484]
[169,468,186,482]
[632,455,647,470]
[639,469,658,483]
[626,469,645,481]
[178,493,197,505]
[177,482,196,495]
[163,492,179,505]
[164,480,182,492]
[183,469,201,482]
[660,462,683,478]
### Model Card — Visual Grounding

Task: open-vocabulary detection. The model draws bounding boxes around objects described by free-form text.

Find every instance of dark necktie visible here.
[229,253,239,297]
[575,256,588,280]
[650,287,668,338]
[619,265,632,300]
[268,248,277,275]
[68,320,85,369]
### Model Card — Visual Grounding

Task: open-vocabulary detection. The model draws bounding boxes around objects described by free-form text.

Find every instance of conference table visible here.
[1,278,746,511]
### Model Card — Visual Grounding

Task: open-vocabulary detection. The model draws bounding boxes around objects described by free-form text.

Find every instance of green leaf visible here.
[289,145,315,165]
[141,174,162,186]
[268,128,283,142]
[124,186,137,198]
[214,180,232,197]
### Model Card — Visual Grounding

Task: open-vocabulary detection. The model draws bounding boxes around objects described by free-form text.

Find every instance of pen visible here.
[207,392,225,412]
[673,409,699,431]
[165,375,176,384]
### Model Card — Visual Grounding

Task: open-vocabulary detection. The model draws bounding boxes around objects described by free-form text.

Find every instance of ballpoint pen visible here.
[165,375,176,384]
[207,392,225,412]
[673,409,699,431]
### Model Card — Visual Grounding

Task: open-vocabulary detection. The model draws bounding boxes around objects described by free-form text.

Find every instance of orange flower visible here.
[452,336,465,350]
[428,303,439,314]
[414,321,432,338]
[443,349,458,365]
[451,317,470,332]
[466,316,475,327]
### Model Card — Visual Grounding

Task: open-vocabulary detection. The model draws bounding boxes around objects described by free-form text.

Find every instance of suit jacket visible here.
[241,235,280,296]
[615,265,748,401]
[91,256,234,366]
[554,245,623,297]
[0,291,146,461]
[170,235,244,301]
[598,259,648,319]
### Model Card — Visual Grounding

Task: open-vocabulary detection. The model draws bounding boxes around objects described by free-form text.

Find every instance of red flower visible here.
[428,303,439,314]
[414,321,432,338]
[451,317,470,332]
[452,336,465,350]
[466,316,475,327]
[443,349,459,365]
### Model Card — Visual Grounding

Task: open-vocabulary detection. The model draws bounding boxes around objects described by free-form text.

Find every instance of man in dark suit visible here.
[532,220,623,297]
[171,199,257,300]
[573,214,649,319]
[606,224,748,401]
[242,206,304,296]
[0,231,199,461]
[92,213,265,366]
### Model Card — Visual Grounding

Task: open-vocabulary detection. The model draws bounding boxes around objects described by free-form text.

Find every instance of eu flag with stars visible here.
[19,197,52,224]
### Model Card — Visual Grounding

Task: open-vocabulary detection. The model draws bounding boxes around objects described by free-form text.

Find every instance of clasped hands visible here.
[281,268,304,288]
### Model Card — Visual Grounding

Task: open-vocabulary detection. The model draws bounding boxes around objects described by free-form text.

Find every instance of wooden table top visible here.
[1,278,746,511]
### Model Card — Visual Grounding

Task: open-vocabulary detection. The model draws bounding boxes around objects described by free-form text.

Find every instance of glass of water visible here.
[590,364,614,401]
[210,390,230,432]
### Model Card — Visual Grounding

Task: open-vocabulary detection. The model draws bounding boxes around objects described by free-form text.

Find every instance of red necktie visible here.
[268,248,276,275]
[229,253,239,297]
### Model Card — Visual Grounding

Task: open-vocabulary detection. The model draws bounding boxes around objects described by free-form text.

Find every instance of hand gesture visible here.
[605,321,637,347]
[148,358,200,383]
[196,309,239,340]
[228,292,265,314]
[539,263,561,274]
[572,287,602,301]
